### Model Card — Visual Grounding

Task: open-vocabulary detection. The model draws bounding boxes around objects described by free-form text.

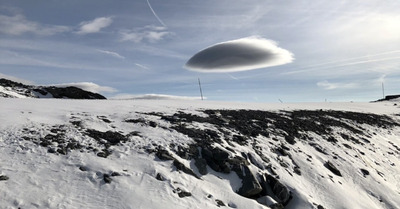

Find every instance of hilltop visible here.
[0,78,106,99]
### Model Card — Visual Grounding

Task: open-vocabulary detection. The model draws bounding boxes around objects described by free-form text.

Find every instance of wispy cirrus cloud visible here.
[77,16,113,34]
[317,80,358,90]
[0,14,70,36]
[120,25,171,43]
[97,49,125,59]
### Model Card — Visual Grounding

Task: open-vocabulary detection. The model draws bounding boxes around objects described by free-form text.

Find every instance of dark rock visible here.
[326,136,338,143]
[43,86,106,99]
[309,142,327,155]
[294,166,301,175]
[325,161,342,177]
[201,147,231,173]
[86,129,128,146]
[173,160,200,179]
[343,143,352,149]
[317,205,325,209]
[57,147,68,155]
[103,174,112,184]
[176,144,199,160]
[156,149,175,161]
[79,166,88,171]
[194,158,208,175]
[284,135,296,145]
[276,147,289,156]
[97,116,112,123]
[149,121,157,128]
[97,149,111,158]
[178,191,192,198]
[212,148,229,161]
[40,140,52,147]
[360,168,369,177]
[173,188,192,198]
[47,147,57,153]
[260,174,292,206]
[111,172,121,176]
[236,165,263,198]
[156,173,165,181]
[0,175,9,181]
[70,120,82,127]
[215,199,225,207]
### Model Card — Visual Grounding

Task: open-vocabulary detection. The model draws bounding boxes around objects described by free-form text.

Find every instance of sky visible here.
[1,0,400,102]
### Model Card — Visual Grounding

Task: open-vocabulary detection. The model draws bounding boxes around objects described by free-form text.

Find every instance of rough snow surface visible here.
[1,98,400,209]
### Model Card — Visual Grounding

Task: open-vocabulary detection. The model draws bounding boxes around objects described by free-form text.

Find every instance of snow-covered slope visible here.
[0,78,106,99]
[0,98,399,209]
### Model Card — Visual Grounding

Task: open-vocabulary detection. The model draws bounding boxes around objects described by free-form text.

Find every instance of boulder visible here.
[194,158,208,175]
[325,161,342,177]
[103,174,112,184]
[260,174,292,206]
[236,165,263,197]
[201,147,231,173]
[173,160,200,179]
[0,175,9,181]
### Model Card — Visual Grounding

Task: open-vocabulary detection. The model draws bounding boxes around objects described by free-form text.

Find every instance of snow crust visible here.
[1,98,400,209]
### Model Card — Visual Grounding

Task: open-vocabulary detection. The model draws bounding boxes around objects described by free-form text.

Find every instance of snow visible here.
[1,98,400,209]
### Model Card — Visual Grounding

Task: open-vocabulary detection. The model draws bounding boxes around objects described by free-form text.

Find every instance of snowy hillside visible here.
[0,78,106,99]
[0,98,400,209]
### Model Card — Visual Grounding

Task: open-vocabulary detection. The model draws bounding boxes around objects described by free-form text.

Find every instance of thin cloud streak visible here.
[301,50,400,70]
[146,0,167,27]
[285,55,400,75]
[97,49,125,59]
[135,63,150,70]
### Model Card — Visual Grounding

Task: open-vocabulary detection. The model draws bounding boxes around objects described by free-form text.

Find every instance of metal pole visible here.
[198,78,203,100]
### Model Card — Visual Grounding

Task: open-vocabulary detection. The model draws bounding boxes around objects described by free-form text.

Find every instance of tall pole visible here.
[198,78,204,100]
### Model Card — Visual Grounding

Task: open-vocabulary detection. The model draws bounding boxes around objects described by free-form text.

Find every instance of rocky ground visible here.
[4,102,399,209]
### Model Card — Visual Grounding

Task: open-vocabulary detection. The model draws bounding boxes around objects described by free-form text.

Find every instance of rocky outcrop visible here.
[13,107,400,209]
[0,78,106,99]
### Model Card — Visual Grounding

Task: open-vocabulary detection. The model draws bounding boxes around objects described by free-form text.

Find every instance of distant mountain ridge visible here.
[0,78,106,99]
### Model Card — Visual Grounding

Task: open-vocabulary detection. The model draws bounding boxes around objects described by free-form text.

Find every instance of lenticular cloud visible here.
[184,37,294,73]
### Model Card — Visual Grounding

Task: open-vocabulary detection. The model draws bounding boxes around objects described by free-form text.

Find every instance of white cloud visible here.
[77,17,113,34]
[0,14,69,36]
[52,82,117,93]
[111,94,203,100]
[120,25,171,43]
[97,49,125,59]
[184,36,294,73]
[317,80,358,90]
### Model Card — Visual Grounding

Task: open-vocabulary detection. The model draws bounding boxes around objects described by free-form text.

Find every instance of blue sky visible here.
[1,0,400,102]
